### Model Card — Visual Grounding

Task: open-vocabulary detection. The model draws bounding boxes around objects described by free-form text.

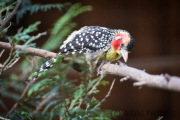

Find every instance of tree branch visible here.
[0,41,56,58]
[100,63,180,92]
[1,41,180,92]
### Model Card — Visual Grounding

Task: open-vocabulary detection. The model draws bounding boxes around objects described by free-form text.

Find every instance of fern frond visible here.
[42,3,92,51]
[11,82,25,92]
[0,99,7,110]
[16,3,67,23]
[0,90,19,101]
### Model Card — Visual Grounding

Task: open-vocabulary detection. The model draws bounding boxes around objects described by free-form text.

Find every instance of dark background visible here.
[1,0,180,120]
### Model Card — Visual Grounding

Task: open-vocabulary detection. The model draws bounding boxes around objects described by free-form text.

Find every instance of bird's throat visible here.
[103,49,121,62]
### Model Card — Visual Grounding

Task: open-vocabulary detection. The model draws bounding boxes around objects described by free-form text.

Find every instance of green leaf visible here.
[91,89,99,94]
[19,35,31,41]
[87,78,100,90]
[73,84,84,100]
[9,74,18,81]
[22,21,41,35]
[90,97,98,106]
[100,80,109,86]
[27,79,50,96]
[21,60,30,71]
[14,110,33,120]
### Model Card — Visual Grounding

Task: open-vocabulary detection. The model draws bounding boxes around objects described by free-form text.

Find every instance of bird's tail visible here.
[29,57,57,81]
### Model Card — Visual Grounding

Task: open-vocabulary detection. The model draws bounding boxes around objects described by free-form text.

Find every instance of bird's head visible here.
[111,30,135,62]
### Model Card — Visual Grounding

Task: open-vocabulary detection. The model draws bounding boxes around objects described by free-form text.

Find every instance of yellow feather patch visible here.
[101,49,121,62]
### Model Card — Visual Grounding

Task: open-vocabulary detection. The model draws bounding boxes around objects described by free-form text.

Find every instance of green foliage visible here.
[6,21,42,45]
[0,21,45,116]
[16,0,69,23]
[0,17,45,111]
[0,1,14,37]
[0,1,14,22]
[42,3,92,51]
[0,21,45,72]
[8,110,33,120]
[26,56,114,120]
[0,0,117,120]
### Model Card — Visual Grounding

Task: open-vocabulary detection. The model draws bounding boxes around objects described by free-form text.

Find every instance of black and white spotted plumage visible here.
[59,26,115,55]
[29,26,133,80]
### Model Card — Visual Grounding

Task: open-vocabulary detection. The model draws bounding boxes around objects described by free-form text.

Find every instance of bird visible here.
[29,26,135,80]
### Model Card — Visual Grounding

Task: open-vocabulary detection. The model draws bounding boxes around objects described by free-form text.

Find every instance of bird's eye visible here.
[121,43,124,47]
[121,43,128,50]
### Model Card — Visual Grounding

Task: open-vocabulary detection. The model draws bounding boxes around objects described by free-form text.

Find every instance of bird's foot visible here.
[117,60,126,66]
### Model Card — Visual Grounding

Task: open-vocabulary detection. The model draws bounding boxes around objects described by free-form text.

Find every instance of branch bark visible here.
[101,63,180,92]
[0,41,56,58]
[1,41,180,92]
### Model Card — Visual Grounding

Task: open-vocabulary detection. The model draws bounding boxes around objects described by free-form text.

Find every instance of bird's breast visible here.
[104,49,121,62]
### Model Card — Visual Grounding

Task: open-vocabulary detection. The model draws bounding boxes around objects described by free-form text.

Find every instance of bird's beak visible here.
[120,49,128,62]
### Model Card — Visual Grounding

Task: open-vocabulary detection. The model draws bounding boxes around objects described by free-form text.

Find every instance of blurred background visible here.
[1,0,180,120]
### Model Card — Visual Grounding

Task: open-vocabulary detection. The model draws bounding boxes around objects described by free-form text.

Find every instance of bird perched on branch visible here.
[29,26,135,80]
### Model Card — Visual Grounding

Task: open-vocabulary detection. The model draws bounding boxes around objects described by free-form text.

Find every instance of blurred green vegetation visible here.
[0,0,117,119]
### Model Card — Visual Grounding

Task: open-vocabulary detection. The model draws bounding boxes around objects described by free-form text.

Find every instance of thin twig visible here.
[6,80,35,117]
[4,53,38,116]
[2,43,14,66]
[0,49,5,57]
[0,116,11,120]
[77,98,83,109]
[24,32,47,45]
[31,92,56,115]
[4,22,11,30]
[88,79,102,96]
[93,79,115,109]
[87,72,105,96]
[60,116,64,120]
[0,0,22,30]
[0,64,2,68]
[3,57,20,71]
[7,57,20,68]
[20,56,38,80]
[0,42,15,75]
[17,27,23,33]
